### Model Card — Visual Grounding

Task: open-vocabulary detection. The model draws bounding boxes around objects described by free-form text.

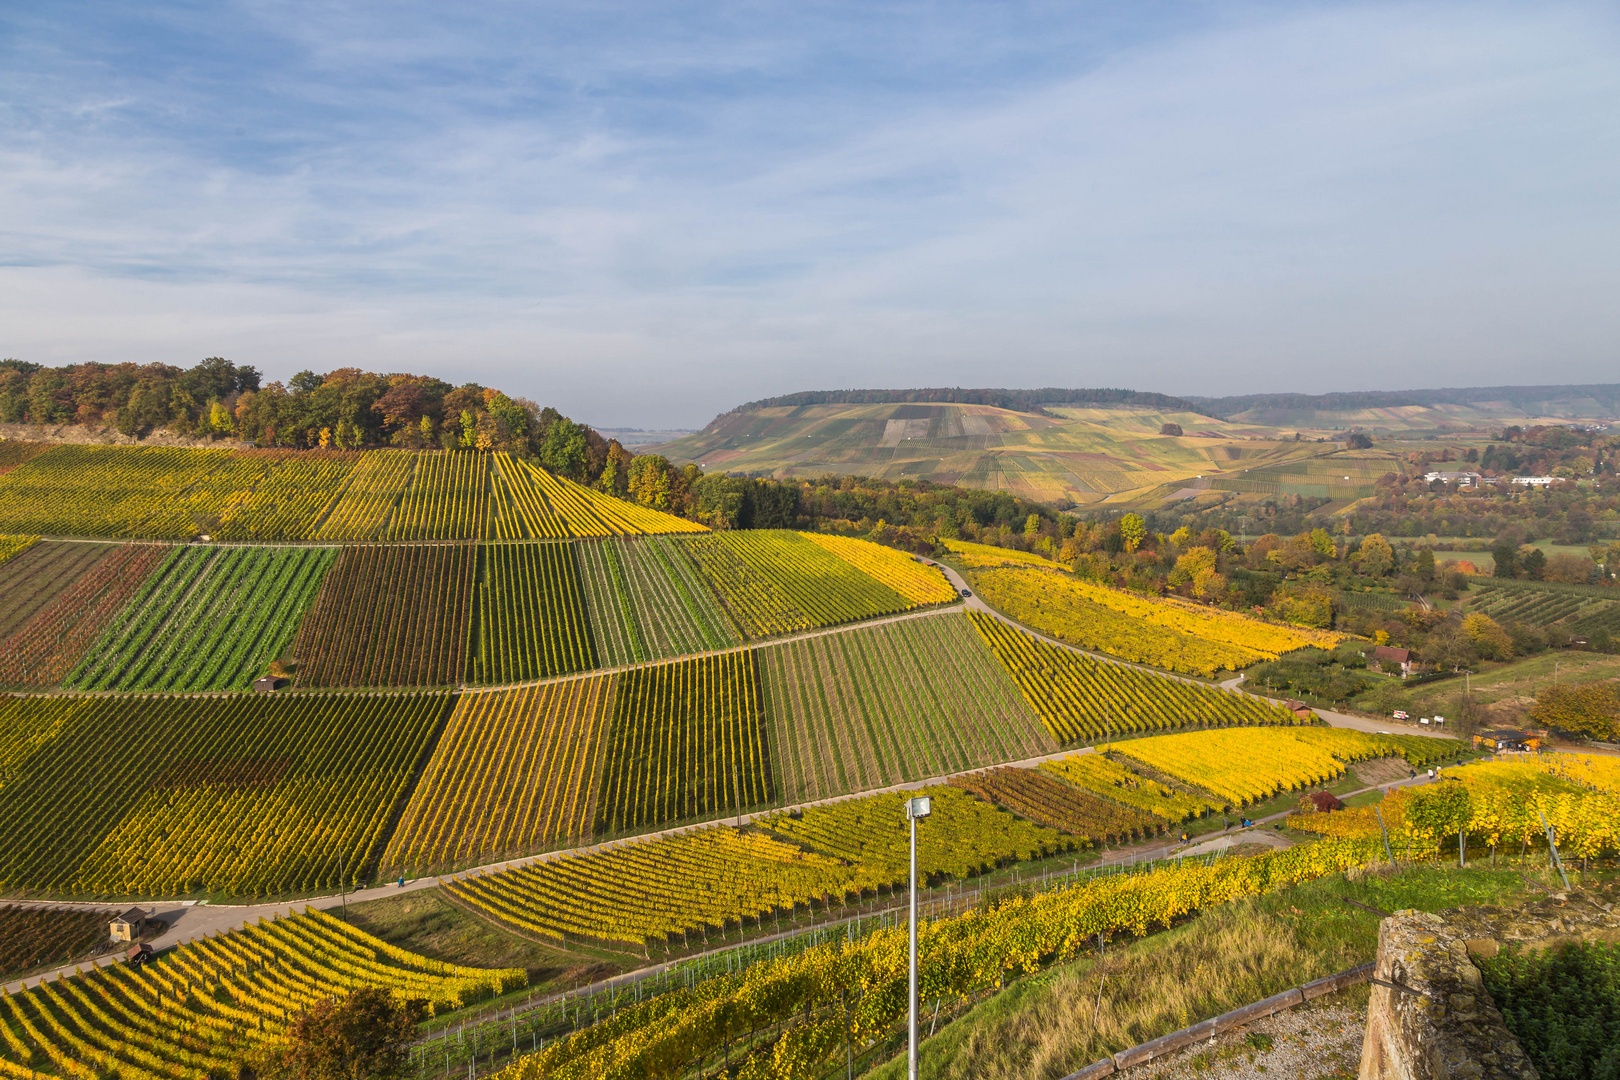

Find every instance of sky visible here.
[3,1,1619,429]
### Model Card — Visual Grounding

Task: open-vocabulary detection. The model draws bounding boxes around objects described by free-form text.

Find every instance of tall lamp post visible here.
[905,795,932,1080]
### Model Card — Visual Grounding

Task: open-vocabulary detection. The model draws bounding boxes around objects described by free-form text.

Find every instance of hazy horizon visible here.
[5,1,1619,428]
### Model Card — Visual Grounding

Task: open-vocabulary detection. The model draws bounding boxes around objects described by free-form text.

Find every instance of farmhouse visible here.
[1368,645,1414,677]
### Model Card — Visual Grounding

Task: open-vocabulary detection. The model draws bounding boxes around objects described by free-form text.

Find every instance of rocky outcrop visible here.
[1359,886,1620,1080]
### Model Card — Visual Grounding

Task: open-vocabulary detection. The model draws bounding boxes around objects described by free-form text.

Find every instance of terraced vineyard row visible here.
[595,652,771,834]
[493,837,1390,1080]
[1112,727,1456,808]
[311,447,416,539]
[677,531,918,639]
[1040,752,1218,822]
[472,541,597,683]
[389,449,489,540]
[213,448,356,540]
[292,544,475,687]
[759,614,1053,804]
[0,534,37,566]
[67,545,334,692]
[0,444,707,540]
[969,611,1298,742]
[0,905,108,982]
[948,766,1163,845]
[0,693,451,896]
[447,784,1070,946]
[0,910,522,1078]
[0,543,169,690]
[488,450,569,539]
[576,536,740,666]
[527,460,709,536]
[382,678,615,876]
[0,541,113,639]
[797,533,959,605]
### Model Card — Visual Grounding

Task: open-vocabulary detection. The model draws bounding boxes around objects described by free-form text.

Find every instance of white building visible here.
[1510,476,1558,487]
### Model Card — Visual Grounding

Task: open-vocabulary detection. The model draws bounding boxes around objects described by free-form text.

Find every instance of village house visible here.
[1368,644,1415,678]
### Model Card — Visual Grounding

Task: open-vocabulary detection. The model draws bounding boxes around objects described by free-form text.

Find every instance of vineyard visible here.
[311,448,416,539]
[0,542,113,639]
[0,445,238,538]
[969,612,1298,742]
[381,678,616,876]
[489,836,1387,1080]
[594,652,771,833]
[488,451,570,539]
[389,450,489,540]
[679,531,915,639]
[449,784,1071,947]
[214,449,356,541]
[0,445,711,542]
[0,440,50,475]
[798,534,959,605]
[472,541,598,683]
[576,536,741,667]
[1040,752,1219,821]
[0,543,168,690]
[67,545,335,692]
[1468,579,1620,638]
[1291,759,1619,860]
[1112,727,1456,808]
[0,692,450,896]
[292,543,475,687]
[0,909,522,1078]
[758,614,1053,804]
[0,905,107,981]
[948,766,1163,845]
[0,534,36,567]
[526,461,708,536]
[963,562,1340,677]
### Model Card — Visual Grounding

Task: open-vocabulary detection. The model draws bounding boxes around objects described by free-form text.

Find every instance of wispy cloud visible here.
[2,1,1617,426]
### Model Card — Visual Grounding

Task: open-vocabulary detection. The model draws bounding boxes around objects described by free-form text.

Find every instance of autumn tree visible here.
[1529,684,1619,742]
[1462,613,1514,662]
[259,988,425,1080]
[1118,513,1147,553]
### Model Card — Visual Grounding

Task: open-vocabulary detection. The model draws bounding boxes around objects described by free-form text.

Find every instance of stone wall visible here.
[1358,886,1620,1080]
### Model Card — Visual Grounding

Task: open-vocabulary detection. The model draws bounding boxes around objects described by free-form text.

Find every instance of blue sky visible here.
[3,1,1618,428]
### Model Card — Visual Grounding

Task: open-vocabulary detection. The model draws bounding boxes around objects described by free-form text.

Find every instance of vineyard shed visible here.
[109,907,148,942]
[1285,700,1314,720]
[126,943,156,966]
[253,675,287,693]
[1474,729,1534,753]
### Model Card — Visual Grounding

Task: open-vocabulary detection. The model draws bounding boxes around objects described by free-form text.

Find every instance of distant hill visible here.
[1196,384,1620,425]
[651,382,1620,508]
[731,387,1212,417]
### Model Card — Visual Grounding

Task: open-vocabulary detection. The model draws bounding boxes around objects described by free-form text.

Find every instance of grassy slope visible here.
[650,403,1320,506]
[867,864,1557,1080]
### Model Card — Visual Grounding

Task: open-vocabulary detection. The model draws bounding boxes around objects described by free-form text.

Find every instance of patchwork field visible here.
[650,402,1323,506]
[0,543,169,690]
[758,614,1053,804]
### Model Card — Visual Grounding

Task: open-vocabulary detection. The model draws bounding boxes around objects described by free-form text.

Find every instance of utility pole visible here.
[339,850,348,921]
[905,796,932,1080]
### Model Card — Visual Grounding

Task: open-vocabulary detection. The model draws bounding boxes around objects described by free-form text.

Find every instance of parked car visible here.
[960,589,972,597]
